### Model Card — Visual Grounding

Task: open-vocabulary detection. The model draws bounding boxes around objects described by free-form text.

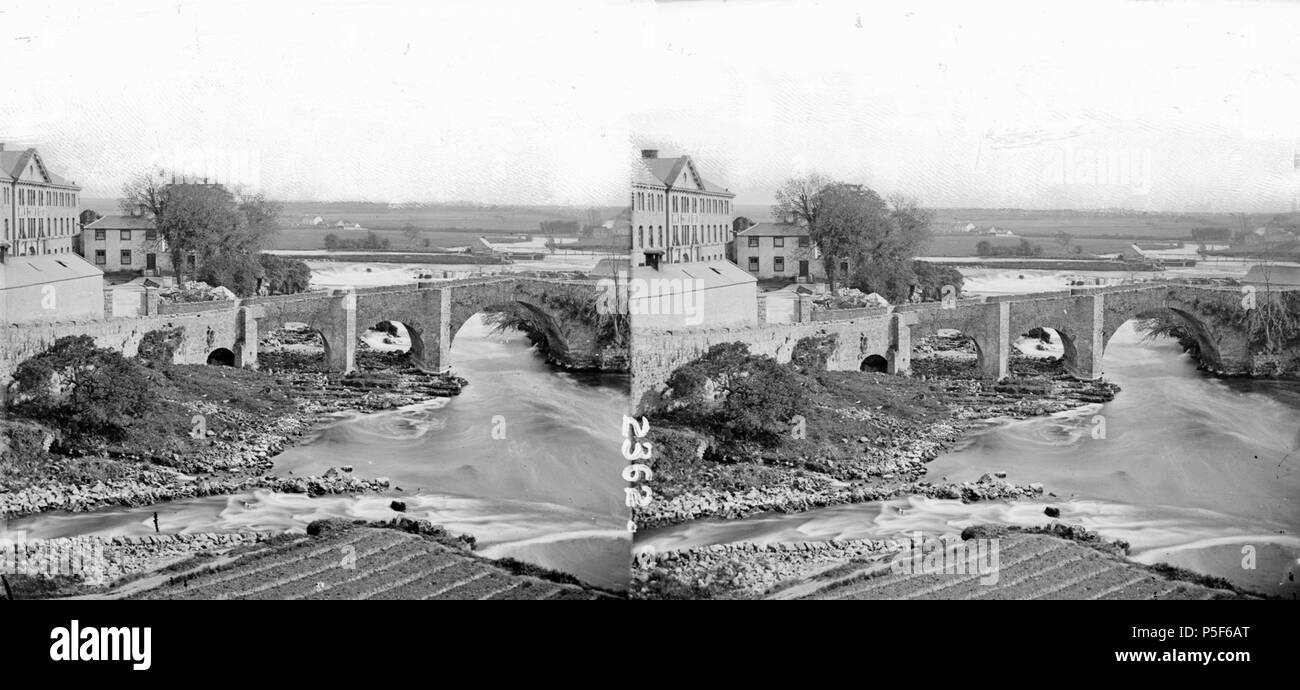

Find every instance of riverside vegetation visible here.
[631,335,1126,598]
[0,333,466,520]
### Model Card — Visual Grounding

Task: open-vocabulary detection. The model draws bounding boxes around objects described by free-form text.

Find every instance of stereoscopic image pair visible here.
[2,1,1297,602]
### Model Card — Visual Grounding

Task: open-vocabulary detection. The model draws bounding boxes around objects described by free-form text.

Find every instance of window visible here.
[840,261,849,274]
[747,256,759,271]
[95,229,106,241]
[146,228,157,241]
[121,230,131,240]
[748,237,758,247]
[774,257,785,272]
[798,236,810,247]
[94,250,106,265]
[121,250,132,265]
[774,237,784,248]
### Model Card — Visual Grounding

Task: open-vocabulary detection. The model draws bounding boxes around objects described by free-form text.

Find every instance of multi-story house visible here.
[80,212,170,275]
[736,221,837,281]
[0,144,83,257]
[632,149,735,266]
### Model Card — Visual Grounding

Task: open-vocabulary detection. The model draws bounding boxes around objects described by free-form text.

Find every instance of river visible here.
[638,268,1300,597]
[8,316,632,590]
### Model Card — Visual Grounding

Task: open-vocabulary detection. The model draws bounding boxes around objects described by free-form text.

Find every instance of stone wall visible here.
[1,309,240,402]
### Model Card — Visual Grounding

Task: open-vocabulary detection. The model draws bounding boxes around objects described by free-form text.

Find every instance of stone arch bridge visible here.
[1,277,621,395]
[632,283,1296,406]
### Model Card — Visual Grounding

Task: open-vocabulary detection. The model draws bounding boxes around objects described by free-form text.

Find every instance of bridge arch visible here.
[206,347,237,366]
[859,354,889,372]
[1104,307,1223,369]
[358,319,426,367]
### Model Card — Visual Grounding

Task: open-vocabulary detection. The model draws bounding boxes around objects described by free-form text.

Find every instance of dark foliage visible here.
[7,336,155,439]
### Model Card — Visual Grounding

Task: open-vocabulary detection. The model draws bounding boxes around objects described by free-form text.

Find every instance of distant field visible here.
[279,201,623,232]
[271,201,626,251]
[930,209,1244,240]
[271,226,516,251]
[922,235,1142,259]
[734,204,1254,240]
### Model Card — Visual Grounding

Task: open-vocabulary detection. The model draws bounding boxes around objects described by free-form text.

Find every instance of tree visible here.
[119,171,281,285]
[1054,230,1073,250]
[257,254,312,295]
[79,209,102,227]
[732,216,755,234]
[402,223,421,244]
[976,240,992,257]
[323,233,340,250]
[774,176,932,291]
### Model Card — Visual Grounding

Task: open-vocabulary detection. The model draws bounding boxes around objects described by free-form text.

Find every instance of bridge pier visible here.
[236,306,259,369]
[431,288,453,372]
[980,301,1010,380]
[888,311,917,375]
[325,289,357,374]
[1065,294,1105,380]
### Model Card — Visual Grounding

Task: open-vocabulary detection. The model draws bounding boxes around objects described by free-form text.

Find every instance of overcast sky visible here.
[3,0,1298,211]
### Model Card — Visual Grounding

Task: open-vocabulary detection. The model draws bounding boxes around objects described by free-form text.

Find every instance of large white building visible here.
[629,149,756,328]
[632,150,735,266]
[0,144,83,257]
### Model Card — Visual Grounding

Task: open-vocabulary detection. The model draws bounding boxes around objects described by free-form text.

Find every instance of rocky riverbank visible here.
[634,348,1117,529]
[633,537,899,599]
[0,358,464,520]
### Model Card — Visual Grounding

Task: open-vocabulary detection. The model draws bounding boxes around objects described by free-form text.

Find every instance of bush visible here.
[7,336,155,439]
[662,342,808,446]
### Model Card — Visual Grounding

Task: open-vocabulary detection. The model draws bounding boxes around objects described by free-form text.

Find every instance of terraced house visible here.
[0,143,83,257]
[632,149,735,266]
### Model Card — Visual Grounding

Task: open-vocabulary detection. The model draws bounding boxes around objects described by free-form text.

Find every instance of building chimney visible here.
[641,149,659,159]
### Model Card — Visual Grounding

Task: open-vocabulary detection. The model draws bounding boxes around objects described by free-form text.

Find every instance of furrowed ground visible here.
[126,520,615,601]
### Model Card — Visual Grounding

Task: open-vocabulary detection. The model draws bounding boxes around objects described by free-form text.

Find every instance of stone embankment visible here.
[0,466,391,518]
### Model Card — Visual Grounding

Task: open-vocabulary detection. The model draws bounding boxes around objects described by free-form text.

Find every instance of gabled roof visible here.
[0,148,78,187]
[86,215,156,230]
[636,154,733,196]
[736,222,809,237]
